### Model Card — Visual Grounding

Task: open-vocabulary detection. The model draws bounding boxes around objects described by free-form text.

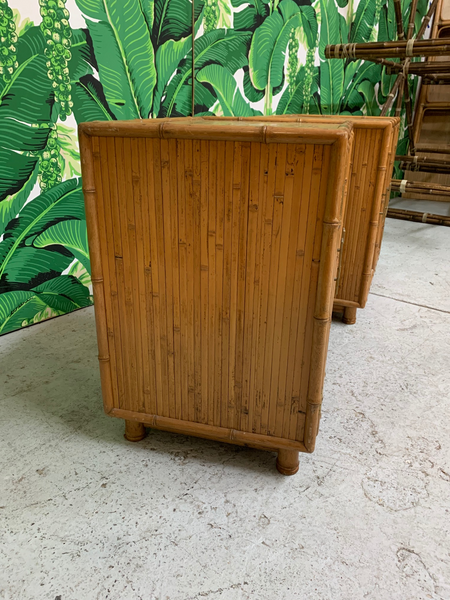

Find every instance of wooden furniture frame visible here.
[79,118,353,475]
[201,115,400,325]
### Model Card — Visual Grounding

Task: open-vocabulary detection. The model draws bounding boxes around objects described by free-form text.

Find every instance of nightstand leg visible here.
[276,450,299,476]
[124,420,147,442]
[343,306,357,325]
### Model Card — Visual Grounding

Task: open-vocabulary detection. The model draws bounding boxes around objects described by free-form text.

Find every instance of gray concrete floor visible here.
[1,218,450,600]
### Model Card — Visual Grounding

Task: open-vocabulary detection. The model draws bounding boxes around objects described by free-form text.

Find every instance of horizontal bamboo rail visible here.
[384,61,450,74]
[415,143,450,154]
[395,155,450,174]
[110,408,308,452]
[387,208,450,226]
[396,154,450,164]
[325,38,450,60]
[391,178,450,197]
[397,161,450,173]
[422,74,450,84]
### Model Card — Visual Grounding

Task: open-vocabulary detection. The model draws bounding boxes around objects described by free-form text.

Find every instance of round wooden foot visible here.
[124,420,147,442]
[276,450,299,476]
[343,306,357,325]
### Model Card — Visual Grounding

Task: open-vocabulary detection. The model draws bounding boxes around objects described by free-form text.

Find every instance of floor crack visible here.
[369,291,450,315]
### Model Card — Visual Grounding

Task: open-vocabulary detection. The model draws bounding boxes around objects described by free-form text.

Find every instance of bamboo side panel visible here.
[79,119,352,453]
[199,114,399,311]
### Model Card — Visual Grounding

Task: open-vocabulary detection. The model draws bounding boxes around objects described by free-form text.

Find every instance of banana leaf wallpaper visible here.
[0,0,428,335]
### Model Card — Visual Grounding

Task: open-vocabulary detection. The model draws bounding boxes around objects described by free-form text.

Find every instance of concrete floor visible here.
[1,218,449,600]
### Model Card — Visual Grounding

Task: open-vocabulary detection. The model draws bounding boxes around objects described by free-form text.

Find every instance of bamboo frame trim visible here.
[79,119,352,146]
[109,408,309,452]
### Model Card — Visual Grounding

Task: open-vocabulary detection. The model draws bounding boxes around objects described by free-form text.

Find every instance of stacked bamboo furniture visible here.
[325,0,450,224]
[325,0,450,226]
[79,118,353,475]
[404,0,450,212]
[201,115,400,325]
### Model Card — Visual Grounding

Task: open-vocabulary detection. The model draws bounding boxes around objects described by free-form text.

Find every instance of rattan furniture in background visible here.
[201,115,400,325]
[79,118,353,475]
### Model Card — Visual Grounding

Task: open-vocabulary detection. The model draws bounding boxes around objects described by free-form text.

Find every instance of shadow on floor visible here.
[1,306,283,477]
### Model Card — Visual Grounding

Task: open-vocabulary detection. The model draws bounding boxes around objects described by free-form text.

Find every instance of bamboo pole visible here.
[415,143,450,154]
[393,0,406,40]
[422,74,450,84]
[397,160,450,173]
[387,207,450,226]
[403,76,416,153]
[384,61,450,74]
[395,72,406,116]
[381,72,404,116]
[396,154,450,164]
[325,37,450,60]
[407,0,419,40]
[395,155,450,173]
[391,178,450,197]
[398,61,450,73]
[416,0,439,40]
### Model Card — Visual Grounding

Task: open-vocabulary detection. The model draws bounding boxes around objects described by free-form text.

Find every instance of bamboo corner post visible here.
[79,118,353,475]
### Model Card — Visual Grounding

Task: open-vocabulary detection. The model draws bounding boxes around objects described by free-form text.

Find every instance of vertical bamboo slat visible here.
[79,119,353,474]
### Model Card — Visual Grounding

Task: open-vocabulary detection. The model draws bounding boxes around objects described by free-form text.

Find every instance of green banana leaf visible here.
[196,64,262,116]
[0,165,39,237]
[153,35,193,116]
[69,28,97,82]
[72,75,116,122]
[77,0,157,119]
[357,79,378,116]
[55,124,83,180]
[68,259,91,288]
[232,0,270,31]
[160,29,251,117]
[32,219,91,274]
[378,2,398,101]
[243,67,265,103]
[341,61,381,112]
[319,0,344,114]
[349,0,377,43]
[0,27,54,200]
[153,0,203,48]
[0,26,95,203]
[0,178,85,291]
[0,275,91,335]
[249,0,317,91]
